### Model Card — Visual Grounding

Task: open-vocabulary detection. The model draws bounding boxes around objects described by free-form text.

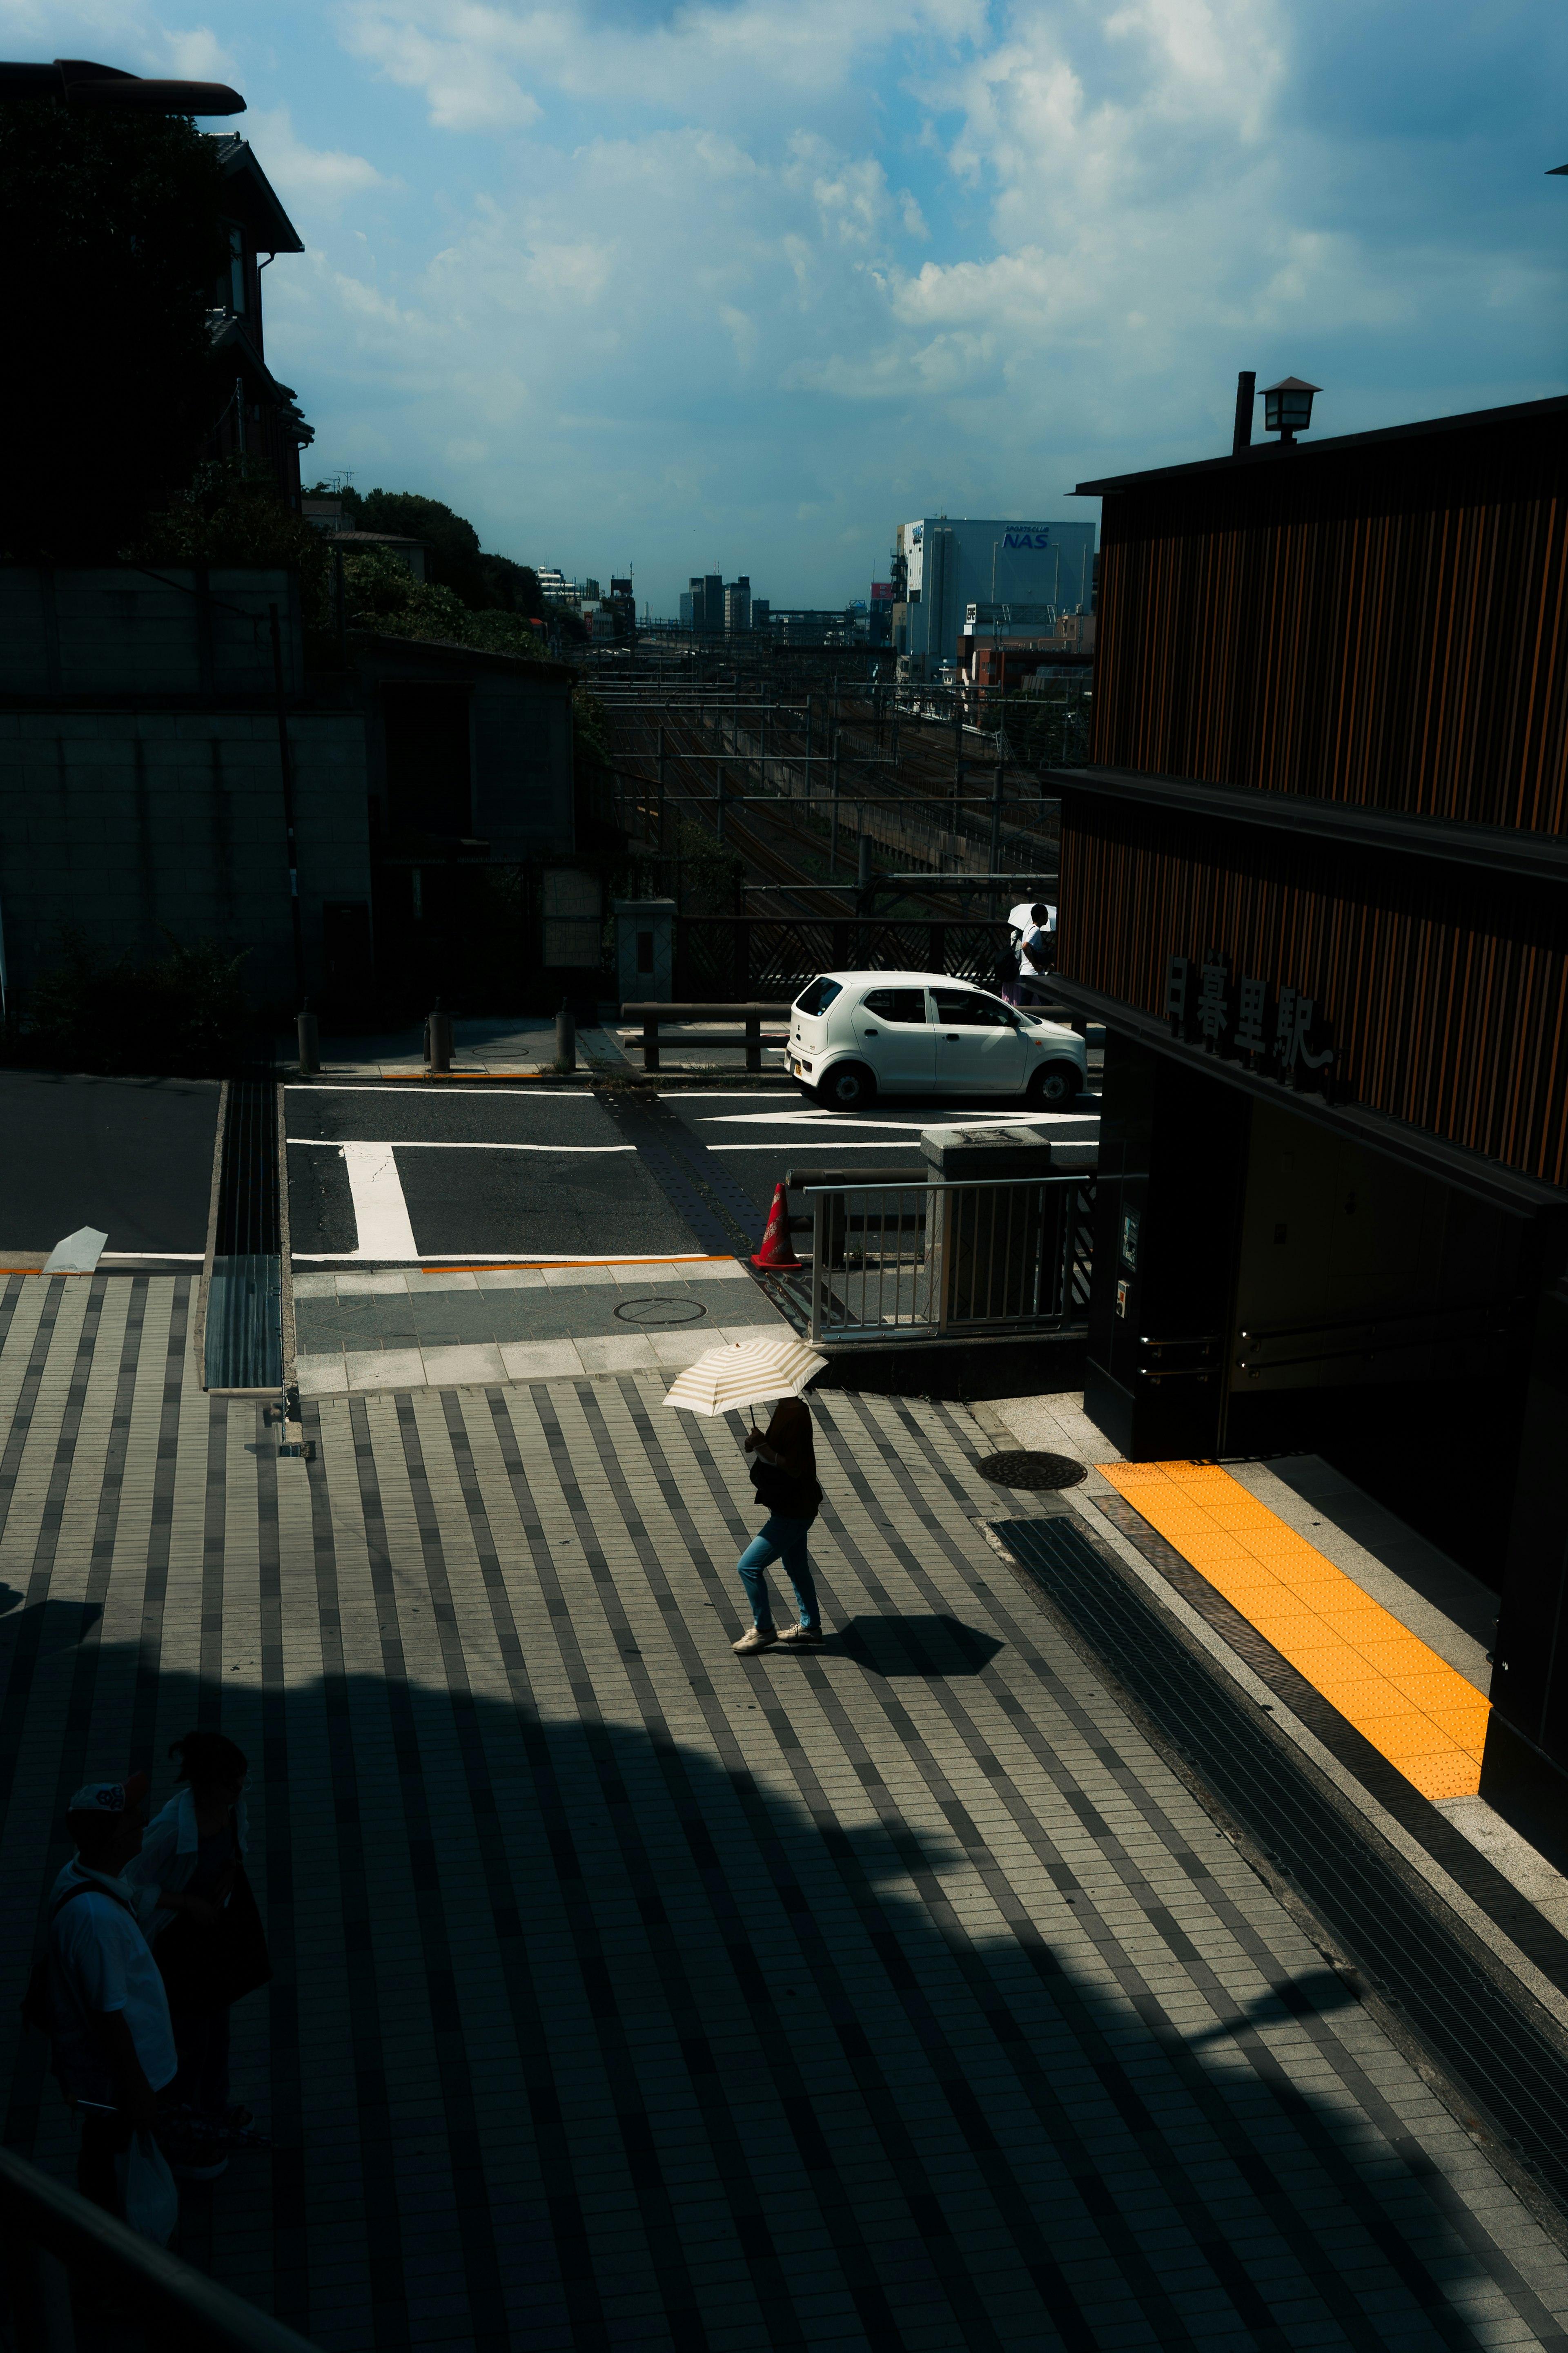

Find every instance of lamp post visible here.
[1261,376,1321,447]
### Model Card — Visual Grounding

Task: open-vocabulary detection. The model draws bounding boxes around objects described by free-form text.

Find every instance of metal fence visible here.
[674,917,1015,1002]
[795,1174,1095,1344]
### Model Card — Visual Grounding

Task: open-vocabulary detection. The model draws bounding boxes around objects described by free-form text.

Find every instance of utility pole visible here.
[716,763,726,847]
[830,721,841,876]
[656,720,667,854]
[951,689,964,840]
[989,756,1004,917]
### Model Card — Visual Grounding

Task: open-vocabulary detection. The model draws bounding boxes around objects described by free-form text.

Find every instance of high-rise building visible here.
[892,517,1096,677]
[724,576,751,634]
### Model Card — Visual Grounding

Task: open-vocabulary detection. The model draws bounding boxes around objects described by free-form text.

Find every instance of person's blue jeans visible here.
[737,1515,820,1633]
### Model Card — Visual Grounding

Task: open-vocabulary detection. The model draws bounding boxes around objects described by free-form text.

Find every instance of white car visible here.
[786,971,1089,1112]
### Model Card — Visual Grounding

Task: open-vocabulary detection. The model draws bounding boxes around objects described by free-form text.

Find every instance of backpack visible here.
[21,1877,134,2036]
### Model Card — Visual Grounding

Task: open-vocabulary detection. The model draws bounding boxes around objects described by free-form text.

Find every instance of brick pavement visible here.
[3,1271,1568,2349]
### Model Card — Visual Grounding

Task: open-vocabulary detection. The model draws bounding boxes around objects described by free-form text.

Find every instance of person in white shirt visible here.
[1019,902,1057,1004]
[47,1773,177,2215]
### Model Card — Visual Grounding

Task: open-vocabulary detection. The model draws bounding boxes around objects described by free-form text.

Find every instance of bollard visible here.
[427,999,453,1075]
[296,1000,320,1076]
[556,998,577,1073]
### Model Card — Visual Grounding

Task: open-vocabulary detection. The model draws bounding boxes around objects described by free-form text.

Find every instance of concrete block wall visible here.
[0,709,368,1004]
[0,569,303,697]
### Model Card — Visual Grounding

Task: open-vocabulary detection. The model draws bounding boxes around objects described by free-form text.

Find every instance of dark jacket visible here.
[748,1398,822,1525]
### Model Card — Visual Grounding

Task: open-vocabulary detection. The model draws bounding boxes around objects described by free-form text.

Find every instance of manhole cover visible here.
[976,1449,1086,1491]
[614,1296,708,1326]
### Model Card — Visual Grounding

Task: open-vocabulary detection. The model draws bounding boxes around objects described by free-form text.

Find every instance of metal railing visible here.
[0,2142,319,2351]
[802,1173,1094,1344]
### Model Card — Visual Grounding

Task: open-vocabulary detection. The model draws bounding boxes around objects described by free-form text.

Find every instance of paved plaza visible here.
[4,1271,1568,2349]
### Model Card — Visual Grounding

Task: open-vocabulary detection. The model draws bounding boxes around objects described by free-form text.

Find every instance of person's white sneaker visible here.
[733,1626,778,1654]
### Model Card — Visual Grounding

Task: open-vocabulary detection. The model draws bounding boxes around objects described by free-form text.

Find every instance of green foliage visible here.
[7,930,251,1077]
[0,106,229,561]
[338,544,546,658]
[302,485,546,618]
[133,457,332,621]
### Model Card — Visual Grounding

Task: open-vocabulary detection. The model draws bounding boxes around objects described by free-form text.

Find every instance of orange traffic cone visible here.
[751,1182,802,1271]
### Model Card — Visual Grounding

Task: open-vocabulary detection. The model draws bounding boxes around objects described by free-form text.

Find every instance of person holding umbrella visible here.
[662,1336,829,1655]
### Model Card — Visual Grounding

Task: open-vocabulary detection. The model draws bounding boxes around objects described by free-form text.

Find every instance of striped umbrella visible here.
[661,1335,829,1418]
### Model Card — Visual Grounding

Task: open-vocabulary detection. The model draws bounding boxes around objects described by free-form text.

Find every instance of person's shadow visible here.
[831,1613,1004,1675]
[0,1580,102,1664]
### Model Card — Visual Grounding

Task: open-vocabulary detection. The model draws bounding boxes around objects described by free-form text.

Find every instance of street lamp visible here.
[0,58,245,112]
[1261,377,1321,446]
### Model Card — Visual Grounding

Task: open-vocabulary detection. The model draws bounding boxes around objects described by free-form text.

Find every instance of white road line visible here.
[287,1139,634,1153]
[706,1142,935,1151]
[292,1251,726,1265]
[341,1142,418,1258]
[284,1084,604,1098]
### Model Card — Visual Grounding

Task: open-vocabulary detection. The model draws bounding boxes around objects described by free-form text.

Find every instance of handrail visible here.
[0,2143,319,2353]
[1237,1298,1512,1347]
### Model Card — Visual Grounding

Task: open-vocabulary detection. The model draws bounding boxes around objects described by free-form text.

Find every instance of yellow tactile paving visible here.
[1099,1461,1488,1801]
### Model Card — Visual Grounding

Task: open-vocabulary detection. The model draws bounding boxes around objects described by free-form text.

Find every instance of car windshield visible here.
[794,977,843,1018]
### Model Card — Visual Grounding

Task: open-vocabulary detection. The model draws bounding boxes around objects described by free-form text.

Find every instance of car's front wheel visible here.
[817,1061,876,1112]
[1025,1060,1082,1109]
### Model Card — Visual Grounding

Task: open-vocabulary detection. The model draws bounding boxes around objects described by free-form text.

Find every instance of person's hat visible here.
[67,1773,149,1817]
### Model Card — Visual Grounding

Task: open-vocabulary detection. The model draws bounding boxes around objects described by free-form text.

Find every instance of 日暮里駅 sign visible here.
[1165,950,1334,1092]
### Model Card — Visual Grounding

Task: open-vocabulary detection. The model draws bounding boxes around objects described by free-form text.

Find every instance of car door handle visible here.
[944,1033,960,1040]
[862,1028,878,1037]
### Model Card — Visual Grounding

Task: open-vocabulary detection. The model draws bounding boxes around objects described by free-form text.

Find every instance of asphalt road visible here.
[285,1084,702,1261]
[0,1072,219,1258]
[285,1079,1100,1263]
[665,1088,1100,1216]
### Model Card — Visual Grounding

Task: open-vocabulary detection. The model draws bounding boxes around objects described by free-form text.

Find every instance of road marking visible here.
[706,1142,936,1151]
[287,1138,635,1153]
[292,1251,727,1264]
[341,1142,418,1259]
[1101,1461,1489,1802]
[285,1084,606,1098]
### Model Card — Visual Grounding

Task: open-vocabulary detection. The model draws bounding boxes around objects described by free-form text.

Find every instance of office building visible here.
[892,517,1096,678]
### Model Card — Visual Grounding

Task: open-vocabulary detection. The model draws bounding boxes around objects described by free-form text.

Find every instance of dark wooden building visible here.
[1049,393,1568,1838]
[205,136,313,506]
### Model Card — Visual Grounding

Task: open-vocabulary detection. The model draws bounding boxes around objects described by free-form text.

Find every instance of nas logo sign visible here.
[1003,530,1051,550]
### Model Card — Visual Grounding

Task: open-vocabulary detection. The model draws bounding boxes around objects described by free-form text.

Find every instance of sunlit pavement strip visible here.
[7,1272,1568,2349]
[1099,1463,1490,1802]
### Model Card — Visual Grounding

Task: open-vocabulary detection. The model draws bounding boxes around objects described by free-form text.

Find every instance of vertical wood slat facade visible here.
[1090,408,1568,834]
[1059,801,1568,1187]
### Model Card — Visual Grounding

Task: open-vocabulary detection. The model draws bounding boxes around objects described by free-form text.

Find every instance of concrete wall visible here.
[470,672,574,854]
[0,568,304,697]
[0,707,368,1004]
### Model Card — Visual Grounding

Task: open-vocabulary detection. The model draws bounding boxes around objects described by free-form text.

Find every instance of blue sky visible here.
[9,0,1567,608]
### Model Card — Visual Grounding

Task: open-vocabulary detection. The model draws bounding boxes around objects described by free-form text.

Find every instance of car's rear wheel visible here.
[817,1061,876,1112]
[1026,1060,1081,1109]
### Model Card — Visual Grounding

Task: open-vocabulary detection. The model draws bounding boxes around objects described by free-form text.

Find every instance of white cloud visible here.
[244,108,388,217]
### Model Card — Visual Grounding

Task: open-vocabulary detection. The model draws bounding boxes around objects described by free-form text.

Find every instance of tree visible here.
[0,103,228,560]
[135,456,331,620]
[307,483,545,617]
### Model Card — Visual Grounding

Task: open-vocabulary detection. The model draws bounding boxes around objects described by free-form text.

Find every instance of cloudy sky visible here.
[12,0,1567,606]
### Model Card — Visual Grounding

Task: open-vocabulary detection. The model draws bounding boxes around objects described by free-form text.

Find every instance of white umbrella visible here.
[662,1335,828,1418]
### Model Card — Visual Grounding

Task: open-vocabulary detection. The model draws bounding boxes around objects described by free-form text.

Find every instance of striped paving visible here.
[2,1272,1567,2350]
[1098,1464,1491,1802]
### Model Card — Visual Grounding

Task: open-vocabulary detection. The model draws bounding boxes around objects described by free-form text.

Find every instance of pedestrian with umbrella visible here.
[664,1336,829,1655]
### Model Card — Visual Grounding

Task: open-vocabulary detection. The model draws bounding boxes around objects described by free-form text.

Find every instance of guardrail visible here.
[0,2141,319,2353]
[800,1173,1095,1344]
[620,1001,791,1073]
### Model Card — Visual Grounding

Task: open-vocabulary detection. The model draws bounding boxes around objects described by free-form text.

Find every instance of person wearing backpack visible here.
[732,1395,825,1654]
[42,1774,178,2219]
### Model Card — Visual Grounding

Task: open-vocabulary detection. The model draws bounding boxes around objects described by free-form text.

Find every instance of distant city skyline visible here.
[35,0,1568,609]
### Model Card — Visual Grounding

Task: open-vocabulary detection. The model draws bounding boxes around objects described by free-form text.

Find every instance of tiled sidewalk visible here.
[293,1260,790,1394]
[4,1272,1568,2350]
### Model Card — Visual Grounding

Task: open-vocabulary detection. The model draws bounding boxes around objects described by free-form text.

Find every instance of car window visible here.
[860,988,927,1024]
[793,977,843,1017]
[932,989,1016,1030]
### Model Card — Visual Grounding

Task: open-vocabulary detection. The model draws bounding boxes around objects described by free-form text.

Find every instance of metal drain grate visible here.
[977,1450,1087,1490]
[205,1078,282,1392]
